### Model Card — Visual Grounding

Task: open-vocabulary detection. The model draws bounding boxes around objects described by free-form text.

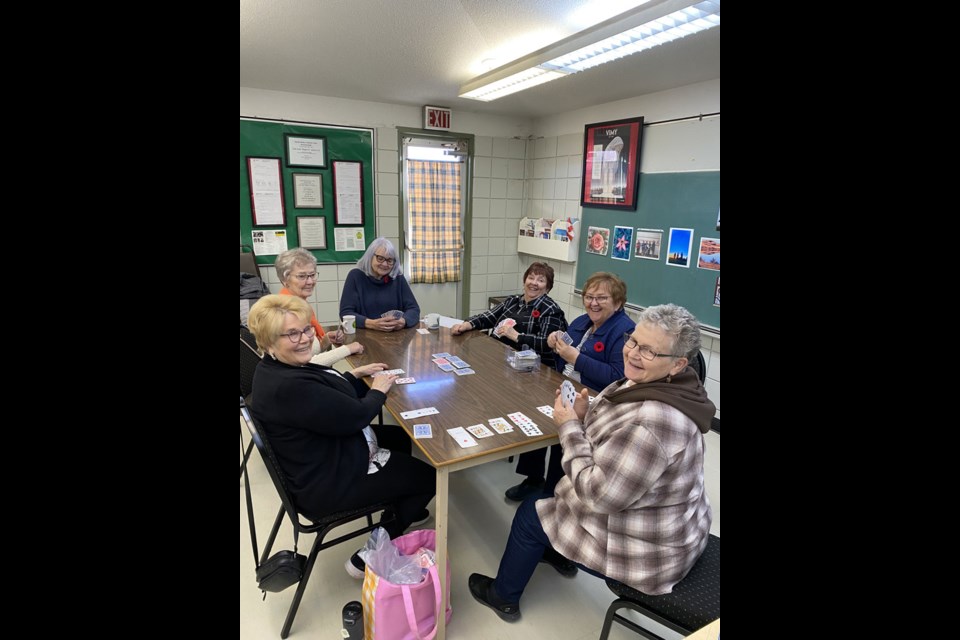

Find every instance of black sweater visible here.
[250,356,386,518]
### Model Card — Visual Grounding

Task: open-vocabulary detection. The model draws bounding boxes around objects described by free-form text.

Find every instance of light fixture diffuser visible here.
[458,0,720,102]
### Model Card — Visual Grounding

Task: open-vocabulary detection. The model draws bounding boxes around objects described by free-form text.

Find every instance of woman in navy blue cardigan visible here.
[504,272,635,502]
[339,238,421,331]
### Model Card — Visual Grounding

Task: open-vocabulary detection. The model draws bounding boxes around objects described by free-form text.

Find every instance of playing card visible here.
[536,405,554,417]
[453,368,475,376]
[416,328,430,335]
[432,353,452,358]
[432,358,450,365]
[413,424,432,438]
[494,318,516,335]
[561,380,577,408]
[394,377,416,384]
[488,418,513,433]
[450,360,471,369]
[465,424,494,438]
[381,310,404,319]
[446,427,478,448]
[437,363,455,372]
[519,424,543,436]
[373,368,405,376]
[400,407,439,419]
[558,331,574,346]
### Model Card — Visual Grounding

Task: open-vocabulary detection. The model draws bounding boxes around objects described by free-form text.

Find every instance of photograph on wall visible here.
[713,276,720,307]
[580,117,644,211]
[666,228,694,268]
[634,228,663,260]
[585,226,610,256]
[697,238,720,271]
[611,226,633,261]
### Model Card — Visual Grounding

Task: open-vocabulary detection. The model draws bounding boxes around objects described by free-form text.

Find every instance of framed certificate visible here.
[284,134,327,168]
[292,173,323,208]
[297,216,327,250]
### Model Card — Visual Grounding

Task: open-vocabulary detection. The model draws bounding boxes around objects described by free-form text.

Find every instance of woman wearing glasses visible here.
[275,248,363,366]
[502,272,636,503]
[469,304,715,622]
[340,238,421,332]
[248,295,435,578]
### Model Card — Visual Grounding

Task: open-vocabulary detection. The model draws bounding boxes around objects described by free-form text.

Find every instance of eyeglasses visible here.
[374,255,396,266]
[623,332,684,361]
[292,271,319,282]
[280,325,316,343]
[583,294,611,304]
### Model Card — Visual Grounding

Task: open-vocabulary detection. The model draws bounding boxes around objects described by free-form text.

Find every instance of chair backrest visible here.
[240,244,260,279]
[240,400,304,536]
[240,325,262,401]
[689,350,706,382]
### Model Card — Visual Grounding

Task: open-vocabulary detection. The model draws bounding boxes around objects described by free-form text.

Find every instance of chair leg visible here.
[260,506,285,564]
[280,532,323,639]
[239,439,255,479]
[598,598,670,640]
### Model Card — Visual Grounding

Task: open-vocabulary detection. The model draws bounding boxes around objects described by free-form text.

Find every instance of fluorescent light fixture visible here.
[459,0,720,102]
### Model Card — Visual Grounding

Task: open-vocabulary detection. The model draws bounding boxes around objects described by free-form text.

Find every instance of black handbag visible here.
[243,424,306,597]
[256,549,306,593]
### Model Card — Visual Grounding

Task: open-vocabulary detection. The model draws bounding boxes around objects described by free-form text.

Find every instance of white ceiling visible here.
[239,0,720,120]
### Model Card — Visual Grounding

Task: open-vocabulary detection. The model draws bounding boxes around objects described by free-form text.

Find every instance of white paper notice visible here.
[248,157,285,225]
[335,227,366,252]
[251,229,289,256]
[333,161,363,225]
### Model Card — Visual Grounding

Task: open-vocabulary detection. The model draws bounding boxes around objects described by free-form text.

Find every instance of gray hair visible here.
[356,238,402,279]
[274,248,317,285]
[637,303,701,360]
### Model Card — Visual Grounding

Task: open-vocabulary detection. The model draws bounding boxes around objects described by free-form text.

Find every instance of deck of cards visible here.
[381,310,404,319]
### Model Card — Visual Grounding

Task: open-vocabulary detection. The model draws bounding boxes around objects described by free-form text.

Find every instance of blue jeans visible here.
[491,496,607,603]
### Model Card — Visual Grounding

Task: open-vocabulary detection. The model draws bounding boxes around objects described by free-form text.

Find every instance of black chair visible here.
[690,350,706,383]
[240,399,396,639]
[240,326,262,478]
[598,534,720,640]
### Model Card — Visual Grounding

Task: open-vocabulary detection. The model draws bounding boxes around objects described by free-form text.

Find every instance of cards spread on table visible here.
[373,368,405,376]
[453,368,475,376]
[395,377,416,384]
[536,405,554,417]
[381,310,404,319]
[413,424,432,438]
[507,412,543,436]
[446,427,478,448]
[400,407,439,419]
[488,417,513,433]
[465,423,494,438]
[558,331,574,346]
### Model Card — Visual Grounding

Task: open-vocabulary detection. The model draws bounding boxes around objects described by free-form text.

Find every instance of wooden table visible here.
[347,326,584,639]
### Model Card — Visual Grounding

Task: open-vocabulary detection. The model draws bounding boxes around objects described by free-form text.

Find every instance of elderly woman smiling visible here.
[275,248,363,365]
[469,304,715,622]
[339,238,421,332]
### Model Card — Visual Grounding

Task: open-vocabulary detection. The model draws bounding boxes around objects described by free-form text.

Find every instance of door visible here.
[400,134,470,319]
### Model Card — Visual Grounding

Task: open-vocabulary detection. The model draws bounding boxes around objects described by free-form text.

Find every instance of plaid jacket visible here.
[466,293,567,366]
[537,372,712,595]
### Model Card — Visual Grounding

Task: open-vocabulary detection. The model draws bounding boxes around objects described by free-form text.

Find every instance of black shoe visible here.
[409,509,431,527]
[468,573,521,622]
[539,547,578,578]
[504,478,545,502]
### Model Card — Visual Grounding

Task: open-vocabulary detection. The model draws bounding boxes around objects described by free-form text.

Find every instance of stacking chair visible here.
[690,350,706,383]
[240,399,396,638]
[598,534,720,640]
[240,326,262,477]
[240,243,261,279]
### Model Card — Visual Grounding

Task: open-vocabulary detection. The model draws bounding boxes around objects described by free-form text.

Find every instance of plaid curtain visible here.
[406,160,462,283]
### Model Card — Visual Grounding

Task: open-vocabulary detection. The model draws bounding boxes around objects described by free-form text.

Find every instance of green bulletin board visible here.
[575,171,720,332]
[239,118,376,264]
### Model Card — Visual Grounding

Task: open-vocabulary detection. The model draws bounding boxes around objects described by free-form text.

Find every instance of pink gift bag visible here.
[361,529,452,640]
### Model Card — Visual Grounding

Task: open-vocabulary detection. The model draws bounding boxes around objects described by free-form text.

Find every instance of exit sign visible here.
[424,106,452,130]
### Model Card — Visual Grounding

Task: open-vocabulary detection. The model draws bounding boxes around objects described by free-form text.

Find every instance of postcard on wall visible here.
[251,229,288,256]
[611,226,633,261]
[585,226,610,256]
[334,227,366,252]
[634,228,663,260]
[713,276,720,307]
[666,228,693,268]
[697,238,720,271]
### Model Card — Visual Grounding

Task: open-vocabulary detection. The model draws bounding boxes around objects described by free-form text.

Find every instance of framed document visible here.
[580,117,644,211]
[297,216,327,250]
[333,160,364,225]
[292,173,323,208]
[246,156,286,226]
[285,134,327,168]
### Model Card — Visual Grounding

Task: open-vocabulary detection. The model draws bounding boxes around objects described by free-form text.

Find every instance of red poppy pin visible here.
[594,342,604,352]
[531,310,540,318]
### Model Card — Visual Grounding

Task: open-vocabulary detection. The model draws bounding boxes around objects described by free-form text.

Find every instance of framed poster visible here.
[246,156,285,226]
[284,134,327,168]
[292,173,323,208]
[333,160,364,225]
[297,216,327,250]
[580,116,643,211]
